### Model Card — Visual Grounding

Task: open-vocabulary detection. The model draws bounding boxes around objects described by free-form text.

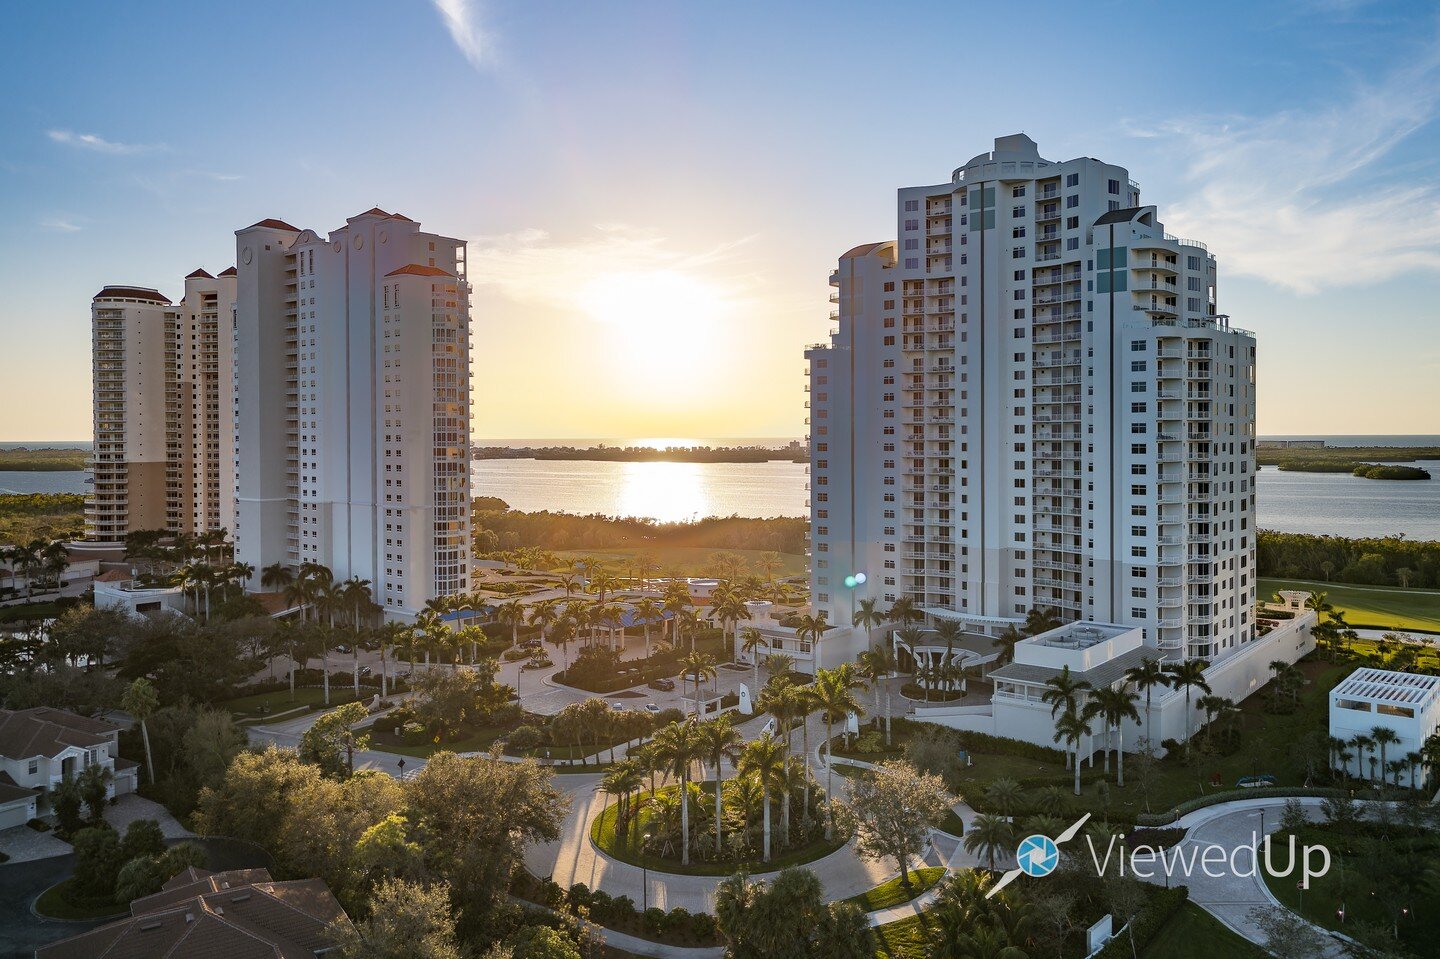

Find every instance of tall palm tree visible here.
[711,592,749,660]
[852,598,884,633]
[813,663,866,839]
[886,597,920,629]
[736,732,788,862]
[120,678,159,785]
[1023,606,1063,636]
[1166,659,1212,753]
[739,626,767,690]
[856,644,899,745]
[1054,708,1093,795]
[1040,667,1091,769]
[662,587,691,648]
[632,597,662,661]
[601,762,644,841]
[1370,726,1401,786]
[1349,734,1373,780]
[528,599,562,664]
[695,717,743,855]
[794,611,832,656]
[1123,657,1172,750]
[1084,686,1140,785]
[494,599,525,648]
[651,721,702,865]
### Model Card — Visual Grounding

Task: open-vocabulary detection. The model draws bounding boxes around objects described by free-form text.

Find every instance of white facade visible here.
[233,210,472,619]
[1330,668,1440,786]
[0,708,138,827]
[809,135,1258,665]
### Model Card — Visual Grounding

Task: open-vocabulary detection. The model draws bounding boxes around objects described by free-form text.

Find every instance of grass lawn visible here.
[551,547,808,580]
[872,912,932,959]
[1259,577,1440,632]
[0,597,77,624]
[1261,823,1440,951]
[221,685,371,717]
[1140,902,1268,958]
[33,878,125,920]
[362,722,512,758]
[843,867,945,912]
[591,783,845,876]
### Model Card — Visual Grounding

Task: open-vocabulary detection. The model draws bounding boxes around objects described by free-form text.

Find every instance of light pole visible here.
[641,831,652,913]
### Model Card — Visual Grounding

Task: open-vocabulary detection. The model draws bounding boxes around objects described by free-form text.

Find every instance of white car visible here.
[643,703,662,715]
[611,701,626,711]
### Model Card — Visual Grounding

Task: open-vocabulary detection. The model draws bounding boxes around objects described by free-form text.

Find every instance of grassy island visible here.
[0,447,88,471]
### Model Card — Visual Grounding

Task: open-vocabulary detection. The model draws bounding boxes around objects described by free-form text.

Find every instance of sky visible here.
[1,0,1438,442]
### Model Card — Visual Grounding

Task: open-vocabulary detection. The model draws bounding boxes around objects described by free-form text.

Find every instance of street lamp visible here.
[641,831,652,913]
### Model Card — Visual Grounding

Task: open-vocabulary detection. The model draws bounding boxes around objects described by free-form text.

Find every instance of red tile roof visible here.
[388,212,413,222]
[217,266,237,277]
[245,218,300,232]
[185,268,214,280]
[0,707,117,761]
[95,570,129,583]
[356,207,390,217]
[385,263,454,278]
[94,286,170,305]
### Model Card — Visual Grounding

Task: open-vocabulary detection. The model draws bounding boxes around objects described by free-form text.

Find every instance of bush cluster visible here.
[1092,886,1189,958]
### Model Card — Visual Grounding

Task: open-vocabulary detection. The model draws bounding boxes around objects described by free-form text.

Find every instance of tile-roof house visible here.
[37,867,352,959]
[0,707,136,828]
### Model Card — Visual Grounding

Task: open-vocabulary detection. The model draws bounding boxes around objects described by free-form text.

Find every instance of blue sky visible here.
[1,0,1438,440]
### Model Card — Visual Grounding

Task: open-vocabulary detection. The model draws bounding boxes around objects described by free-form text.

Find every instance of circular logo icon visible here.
[1016,834,1060,878]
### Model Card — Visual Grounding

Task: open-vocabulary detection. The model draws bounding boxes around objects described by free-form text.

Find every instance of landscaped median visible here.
[840,866,944,912]
[589,781,847,877]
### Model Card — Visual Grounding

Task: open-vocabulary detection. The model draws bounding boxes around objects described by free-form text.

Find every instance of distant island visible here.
[1258,445,1439,480]
[473,444,807,464]
[0,447,88,471]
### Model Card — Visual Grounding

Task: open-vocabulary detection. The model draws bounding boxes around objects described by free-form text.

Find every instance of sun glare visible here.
[577,269,727,336]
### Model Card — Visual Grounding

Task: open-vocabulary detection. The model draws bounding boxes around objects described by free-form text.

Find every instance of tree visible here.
[740,626,768,691]
[680,650,718,717]
[695,717,742,856]
[1370,726,1401,786]
[992,624,1024,666]
[333,878,461,959]
[182,708,247,792]
[1166,659,1212,753]
[121,677,160,786]
[300,701,372,778]
[848,760,952,890]
[1023,606,1063,636]
[78,762,113,823]
[1247,905,1330,959]
[1123,657,1172,750]
[1084,685,1140,785]
[812,663,866,839]
[962,814,1014,871]
[983,778,1023,817]
[405,753,566,925]
[856,644,899,747]
[715,867,873,959]
[651,721,702,864]
[737,732,788,862]
[1053,708,1092,795]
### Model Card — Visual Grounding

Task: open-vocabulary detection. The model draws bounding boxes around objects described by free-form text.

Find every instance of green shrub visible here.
[1093,886,1189,958]
[507,725,543,751]
[400,722,428,746]
[1134,786,1347,827]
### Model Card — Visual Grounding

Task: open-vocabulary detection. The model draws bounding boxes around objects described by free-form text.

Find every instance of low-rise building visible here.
[92,570,188,616]
[1329,667,1440,786]
[37,866,350,959]
[0,707,137,827]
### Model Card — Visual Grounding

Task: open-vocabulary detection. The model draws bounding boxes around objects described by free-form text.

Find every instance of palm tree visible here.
[1084,685,1140,785]
[681,651,718,717]
[886,597,920,629]
[794,612,832,657]
[1023,606,1063,636]
[1040,667,1090,769]
[736,732,788,862]
[963,813,1015,871]
[632,597,662,661]
[601,762,644,841]
[739,626,767,690]
[1166,659,1212,753]
[856,644,899,745]
[120,678,159,785]
[1349,734,1374,780]
[494,599,525,648]
[695,717,742,855]
[711,592,749,660]
[662,588,691,648]
[1054,708,1093,795]
[813,663,866,839]
[764,652,795,684]
[1123,657,1172,749]
[983,778,1023,817]
[528,599,562,664]
[992,624,1024,666]
[651,722,701,865]
[852,597,884,634]
[1370,726,1401,786]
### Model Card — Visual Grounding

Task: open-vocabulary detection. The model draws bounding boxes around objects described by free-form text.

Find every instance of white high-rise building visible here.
[808,135,1258,665]
[233,209,472,618]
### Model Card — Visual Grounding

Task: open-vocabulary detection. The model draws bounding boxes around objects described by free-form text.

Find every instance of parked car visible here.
[648,678,676,692]
[519,639,542,650]
[643,703,661,715]
[611,701,626,711]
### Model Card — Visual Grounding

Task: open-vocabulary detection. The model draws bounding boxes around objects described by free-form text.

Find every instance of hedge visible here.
[1093,886,1189,958]
[1134,786,1348,827]
[950,729,1068,765]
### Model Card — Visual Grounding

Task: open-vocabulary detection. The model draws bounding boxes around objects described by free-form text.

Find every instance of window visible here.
[1108,179,1120,194]
[904,199,919,212]
[1013,185,1026,197]
[1012,205,1026,218]
[1065,173,1079,187]
[1066,195,1079,208]
[904,219,919,231]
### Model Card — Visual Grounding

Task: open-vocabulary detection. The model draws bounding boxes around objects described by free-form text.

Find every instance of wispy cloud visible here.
[38,217,82,233]
[1145,46,1440,294]
[432,0,491,70]
[46,129,162,156]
